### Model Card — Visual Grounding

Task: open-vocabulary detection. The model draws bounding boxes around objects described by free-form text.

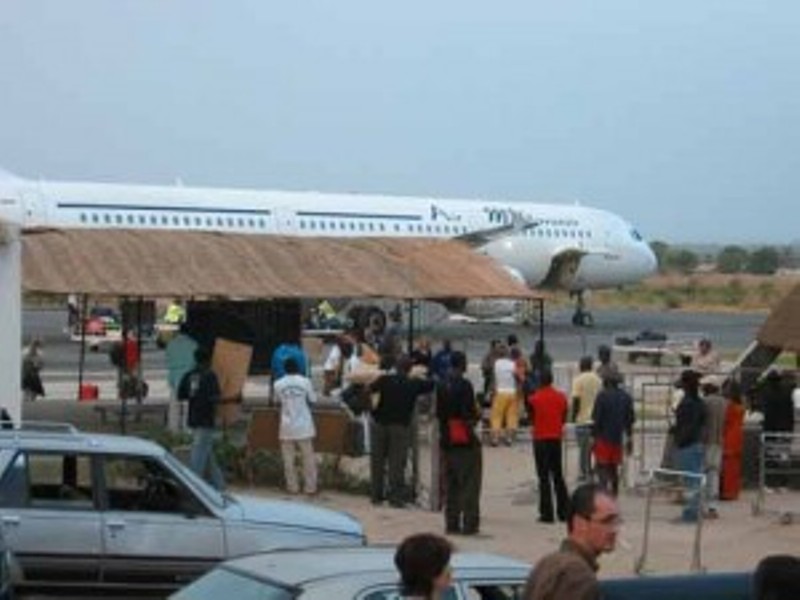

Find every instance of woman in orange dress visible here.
[720,381,746,500]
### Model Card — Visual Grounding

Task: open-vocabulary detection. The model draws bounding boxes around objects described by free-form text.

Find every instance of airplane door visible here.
[273,207,296,234]
[21,188,48,227]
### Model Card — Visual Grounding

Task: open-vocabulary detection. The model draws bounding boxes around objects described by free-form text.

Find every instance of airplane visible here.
[0,168,657,326]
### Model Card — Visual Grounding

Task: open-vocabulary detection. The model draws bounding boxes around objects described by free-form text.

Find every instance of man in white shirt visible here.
[491,345,519,446]
[273,357,318,495]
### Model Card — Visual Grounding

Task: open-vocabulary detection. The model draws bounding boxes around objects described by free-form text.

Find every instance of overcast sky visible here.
[2,1,799,244]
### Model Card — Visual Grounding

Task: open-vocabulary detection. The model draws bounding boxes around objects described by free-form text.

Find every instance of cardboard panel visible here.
[212,338,253,426]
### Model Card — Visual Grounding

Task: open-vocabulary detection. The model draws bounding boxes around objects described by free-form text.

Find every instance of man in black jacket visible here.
[369,355,434,507]
[178,347,224,491]
[673,369,706,522]
[436,351,483,535]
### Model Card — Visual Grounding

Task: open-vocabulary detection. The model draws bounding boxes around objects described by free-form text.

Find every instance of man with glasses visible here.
[523,483,621,600]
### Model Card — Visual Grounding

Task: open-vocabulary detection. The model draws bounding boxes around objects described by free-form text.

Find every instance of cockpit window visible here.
[630,228,643,241]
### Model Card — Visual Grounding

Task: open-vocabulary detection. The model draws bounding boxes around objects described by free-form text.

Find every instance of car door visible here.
[0,450,102,586]
[99,454,224,589]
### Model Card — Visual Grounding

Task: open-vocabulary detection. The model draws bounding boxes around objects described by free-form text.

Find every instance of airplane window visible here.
[379,223,385,232]
[205,217,213,227]
[259,219,266,228]
[225,217,232,227]
[630,228,643,241]
[368,223,374,231]
[180,216,188,226]
[235,218,243,227]
[246,218,253,227]
[394,224,400,232]
[587,231,592,238]
[150,216,158,225]
[299,221,306,230]
[347,222,354,230]
[92,214,100,223]
[418,225,424,233]
[309,221,316,230]
[407,224,413,232]
[320,222,326,230]
[192,217,200,226]
[115,215,123,224]
[137,215,145,224]
[80,213,87,223]
[125,214,132,224]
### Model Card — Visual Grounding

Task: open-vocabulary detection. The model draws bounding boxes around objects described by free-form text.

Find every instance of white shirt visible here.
[323,344,360,391]
[273,374,317,441]
[494,358,517,393]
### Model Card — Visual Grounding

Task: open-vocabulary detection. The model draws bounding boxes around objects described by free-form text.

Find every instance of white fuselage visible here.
[0,174,656,292]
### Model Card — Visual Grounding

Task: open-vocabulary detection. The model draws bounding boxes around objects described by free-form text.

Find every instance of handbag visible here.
[448,418,471,446]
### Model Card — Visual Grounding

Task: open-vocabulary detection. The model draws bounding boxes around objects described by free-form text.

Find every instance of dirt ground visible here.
[246,440,800,579]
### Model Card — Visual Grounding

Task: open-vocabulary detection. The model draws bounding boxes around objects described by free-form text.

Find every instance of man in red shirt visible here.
[528,368,569,523]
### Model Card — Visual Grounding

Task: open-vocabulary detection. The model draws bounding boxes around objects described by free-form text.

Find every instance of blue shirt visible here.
[166,333,198,392]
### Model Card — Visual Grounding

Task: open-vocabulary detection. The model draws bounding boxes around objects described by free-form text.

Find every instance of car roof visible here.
[0,429,165,457]
[222,547,530,587]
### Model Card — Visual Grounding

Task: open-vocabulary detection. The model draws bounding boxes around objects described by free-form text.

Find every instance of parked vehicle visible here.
[0,426,365,595]
[170,546,753,600]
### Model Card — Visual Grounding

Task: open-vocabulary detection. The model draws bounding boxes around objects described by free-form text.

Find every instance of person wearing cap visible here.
[701,375,727,517]
[691,338,721,376]
[673,369,706,522]
[591,373,634,497]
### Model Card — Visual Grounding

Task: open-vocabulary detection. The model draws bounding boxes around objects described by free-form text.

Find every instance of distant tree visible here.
[649,241,670,273]
[746,246,780,275]
[665,248,699,274]
[716,245,749,274]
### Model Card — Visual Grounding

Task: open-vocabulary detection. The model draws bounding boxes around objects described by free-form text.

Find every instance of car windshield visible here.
[171,567,293,600]
[162,452,227,509]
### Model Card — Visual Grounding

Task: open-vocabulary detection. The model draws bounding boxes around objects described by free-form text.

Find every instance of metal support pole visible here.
[406,298,415,355]
[76,294,88,401]
[119,297,127,435]
[135,297,143,405]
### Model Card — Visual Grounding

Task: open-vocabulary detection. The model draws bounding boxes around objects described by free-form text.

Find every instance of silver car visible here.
[0,426,365,594]
[171,547,754,600]
[171,547,530,600]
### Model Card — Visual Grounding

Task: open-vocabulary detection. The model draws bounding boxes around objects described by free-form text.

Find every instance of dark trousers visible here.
[444,445,482,533]
[533,439,569,521]
[370,422,411,505]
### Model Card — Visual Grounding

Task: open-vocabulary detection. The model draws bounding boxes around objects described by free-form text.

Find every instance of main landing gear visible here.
[571,291,594,327]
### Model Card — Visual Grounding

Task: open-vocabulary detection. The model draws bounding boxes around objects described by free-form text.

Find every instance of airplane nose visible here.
[641,243,658,276]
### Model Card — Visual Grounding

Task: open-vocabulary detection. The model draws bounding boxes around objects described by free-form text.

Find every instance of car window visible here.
[0,453,26,507]
[171,568,294,600]
[27,453,94,510]
[362,587,458,600]
[102,456,209,515]
[463,583,524,600]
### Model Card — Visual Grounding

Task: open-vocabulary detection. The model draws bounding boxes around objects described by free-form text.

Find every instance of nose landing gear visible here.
[571,290,594,327]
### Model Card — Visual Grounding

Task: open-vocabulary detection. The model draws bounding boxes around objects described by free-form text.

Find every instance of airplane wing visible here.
[454,210,540,248]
